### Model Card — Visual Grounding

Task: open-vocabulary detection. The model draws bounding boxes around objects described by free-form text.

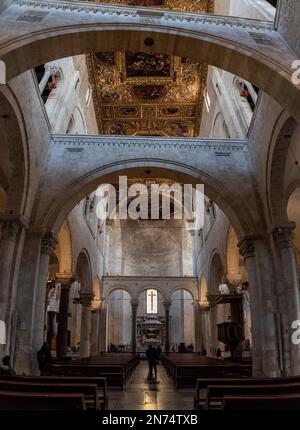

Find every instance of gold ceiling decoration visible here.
[86,0,213,137]
[81,0,214,13]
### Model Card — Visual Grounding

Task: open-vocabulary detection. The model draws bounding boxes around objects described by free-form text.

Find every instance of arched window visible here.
[146,289,158,314]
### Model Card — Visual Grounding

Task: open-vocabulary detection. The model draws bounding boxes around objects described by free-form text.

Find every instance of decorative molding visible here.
[272,223,295,250]
[55,272,77,287]
[239,238,255,259]
[51,134,247,152]
[14,1,274,31]
[0,220,20,241]
[41,232,58,255]
[79,292,94,306]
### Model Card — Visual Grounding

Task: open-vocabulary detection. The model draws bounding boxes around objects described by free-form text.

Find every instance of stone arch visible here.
[268,115,298,225]
[171,286,195,301]
[107,288,132,350]
[287,187,300,270]
[0,86,29,217]
[226,224,245,284]
[55,221,73,273]
[137,285,167,302]
[170,288,195,349]
[41,161,257,242]
[105,285,132,300]
[2,19,300,121]
[75,249,92,294]
[208,251,225,294]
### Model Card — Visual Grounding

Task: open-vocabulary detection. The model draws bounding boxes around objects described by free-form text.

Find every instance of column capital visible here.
[163,301,171,310]
[271,223,295,249]
[131,299,139,311]
[238,237,256,259]
[0,214,28,241]
[41,232,57,256]
[56,272,76,288]
[0,219,20,241]
[80,292,94,307]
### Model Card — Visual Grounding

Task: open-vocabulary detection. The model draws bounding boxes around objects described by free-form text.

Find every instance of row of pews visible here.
[0,353,139,410]
[194,376,300,410]
[162,354,251,389]
[50,353,139,390]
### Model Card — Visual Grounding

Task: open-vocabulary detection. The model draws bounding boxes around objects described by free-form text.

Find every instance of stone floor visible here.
[108,361,194,410]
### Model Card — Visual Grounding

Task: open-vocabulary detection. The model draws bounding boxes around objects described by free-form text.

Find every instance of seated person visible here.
[0,355,16,376]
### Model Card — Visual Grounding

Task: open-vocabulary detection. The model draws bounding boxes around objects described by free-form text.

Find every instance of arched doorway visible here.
[170,289,195,352]
[75,250,93,357]
[107,289,132,352]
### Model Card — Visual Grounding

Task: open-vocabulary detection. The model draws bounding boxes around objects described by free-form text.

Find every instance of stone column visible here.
[163,301,171,353]
[272,224,300,375]
[239,238,263,376]
[0,219,21,328]
[14,231,43,375]
[80,292,94,358]
[194,301,202,352]
[103,226,112,276]
[98,300,108,353]
[56,273,75,360]
[32,233,57,355]
[208,300,218,357]
[91,308,100,356]
[131,299,138,353]
[239,237,280,377]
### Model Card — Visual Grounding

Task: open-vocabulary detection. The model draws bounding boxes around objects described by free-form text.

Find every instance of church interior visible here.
[1,0,300,412]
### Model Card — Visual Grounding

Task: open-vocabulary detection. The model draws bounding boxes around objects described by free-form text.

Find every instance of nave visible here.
[108,361,194,411]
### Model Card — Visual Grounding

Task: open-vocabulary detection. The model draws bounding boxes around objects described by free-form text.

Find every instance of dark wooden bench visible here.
[174,364,251,389]
[206,383,300,410]
[194,375,300,410]
[10,375,108,410]
[162,354,251,389]
[0,390,86,410]
[50,364,125,390]
[0,379,99,409]
[222,393,300,410]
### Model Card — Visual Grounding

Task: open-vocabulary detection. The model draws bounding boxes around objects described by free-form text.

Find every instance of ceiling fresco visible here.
[86,1,214,137]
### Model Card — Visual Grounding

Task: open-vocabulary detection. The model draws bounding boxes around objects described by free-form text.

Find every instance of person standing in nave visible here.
[146,345,159,379]
[37,342,52,375]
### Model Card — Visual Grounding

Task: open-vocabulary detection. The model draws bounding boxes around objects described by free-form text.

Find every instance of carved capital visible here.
[272,223,295,250]
[131,299,139,312]
[0,220,20,241]
[239,238,255,259]
[80,292,94,307]
[163,301,171,311]
[56,272,76,288]
[41,232,57,255]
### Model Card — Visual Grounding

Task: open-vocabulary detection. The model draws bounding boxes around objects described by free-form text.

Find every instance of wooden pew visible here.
[10,375,108,410]
[194,376,300,410]
[51,353,140,390]
[0,391,86,410]
[50,364,125,390]
[0,380,99,409]
[206,383,300,410]
[162,354,251,388]
[174,364,251,389]
[222,394,300,410]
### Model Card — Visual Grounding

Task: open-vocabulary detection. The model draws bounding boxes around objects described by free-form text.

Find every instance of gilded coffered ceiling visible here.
[86,0,214,137]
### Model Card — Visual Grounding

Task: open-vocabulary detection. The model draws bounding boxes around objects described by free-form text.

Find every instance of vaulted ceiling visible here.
[86,0,214,137]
